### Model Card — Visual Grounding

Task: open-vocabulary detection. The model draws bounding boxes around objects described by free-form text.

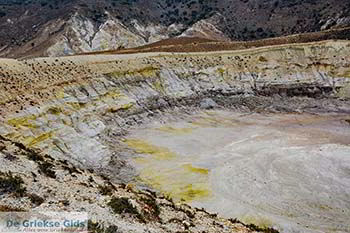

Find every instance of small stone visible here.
[182,220,191,230]
[200,98,218,109]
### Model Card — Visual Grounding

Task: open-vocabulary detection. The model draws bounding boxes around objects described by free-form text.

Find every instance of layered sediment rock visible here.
[1,39,350,172]
[0,40,350,232]
[45,13,182,57]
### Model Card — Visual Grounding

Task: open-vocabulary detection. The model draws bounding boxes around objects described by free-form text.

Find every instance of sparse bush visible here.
[0,205,25,212]
[88,220,120,233]
[258,56,268,62]
[98,185,114,196]
[0,172,26,197]
[3,152,17,161]
[59,200,70,206]
[38,161,56,179]
[28,193,44,206]
[228,218,280,233]
[108,197,144,222]
[140,196,161,221]
[62,164,82,175]
[26,150,44,162]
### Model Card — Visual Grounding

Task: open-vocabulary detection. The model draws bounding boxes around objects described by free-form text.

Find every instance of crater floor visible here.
[125,110,350,233]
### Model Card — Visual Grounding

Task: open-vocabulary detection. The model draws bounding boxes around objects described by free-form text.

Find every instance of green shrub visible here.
[26,151,44,162]
[88,220,120,233]
[0,205,25,212]
[0,172,26,197]
[140,196,161,221]
[108,197,144,222]
[28,193,44,206]
[38,161,56,179]
[98,185,114,196]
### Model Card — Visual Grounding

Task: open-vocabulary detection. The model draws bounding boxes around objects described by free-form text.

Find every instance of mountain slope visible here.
[0,0,349,57]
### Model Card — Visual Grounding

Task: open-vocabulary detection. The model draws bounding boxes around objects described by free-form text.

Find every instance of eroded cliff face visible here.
[45,13,185,57]
[0,40,350,232]
[1,40,350,169]
[2,12,185,58]
[44,12,227,57]
[179,13,229,42]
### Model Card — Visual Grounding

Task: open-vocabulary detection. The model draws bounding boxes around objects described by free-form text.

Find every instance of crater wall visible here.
[0,40,350,174]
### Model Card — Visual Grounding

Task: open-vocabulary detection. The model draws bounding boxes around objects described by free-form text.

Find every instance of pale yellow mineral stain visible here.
[125,138,211,202]
[56,90,65,99]
[108,66,160,78]
[155,126,194,135]
[241,215,275,229]
[190,115,237,127]
[7,115,38,129]
[24,131,55,147]
[139,165,211,202]
[182,164,209,175]
[125,139,175,160]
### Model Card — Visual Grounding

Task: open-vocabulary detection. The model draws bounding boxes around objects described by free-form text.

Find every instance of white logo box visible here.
[0,212,88,233]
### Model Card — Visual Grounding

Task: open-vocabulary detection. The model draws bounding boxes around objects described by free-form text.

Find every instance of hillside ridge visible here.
[0,0,349,58]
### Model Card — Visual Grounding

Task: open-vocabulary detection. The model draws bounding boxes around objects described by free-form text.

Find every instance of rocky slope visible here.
[0,0,349,57]
[0,134,259,233]
[0,39,350,232]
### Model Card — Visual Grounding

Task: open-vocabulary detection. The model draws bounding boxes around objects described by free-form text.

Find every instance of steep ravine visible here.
[1,40,350,232]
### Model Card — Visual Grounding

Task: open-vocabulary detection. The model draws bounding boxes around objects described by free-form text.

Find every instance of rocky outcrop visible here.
[46,13,185,57]
[0,134,257,233]
[179,13,230,41]
[321,17,350,31]
[0,40,350,232]
[0,10,185,58]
